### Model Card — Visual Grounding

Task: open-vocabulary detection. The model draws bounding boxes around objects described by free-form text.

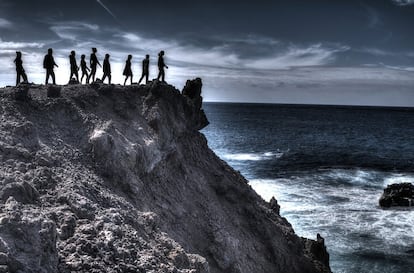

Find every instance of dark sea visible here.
[201,102,414,273]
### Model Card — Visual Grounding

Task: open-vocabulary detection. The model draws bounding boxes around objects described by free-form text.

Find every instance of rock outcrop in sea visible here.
[0,79,331,273]
[379,183,414,208]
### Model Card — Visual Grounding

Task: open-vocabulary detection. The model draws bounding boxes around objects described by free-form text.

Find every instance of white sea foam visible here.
[383,173,414,187]
[249,169,414,269]
[221,151,283,161]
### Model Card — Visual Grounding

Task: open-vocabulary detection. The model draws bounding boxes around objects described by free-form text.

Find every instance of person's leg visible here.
[108,74,111,84]
[46,70,50,84]
[75,70,79,82]
[91,67,96,82]
[138,72,144,84]
[161,69,165,82]
[145,73,148,84]
[81,72,85,83]
[16,71,20,86]
[22,71,28,83]
[130,74,133,85]
[102,73,106,83]
[51,71,56,85]
[124,76,127,85]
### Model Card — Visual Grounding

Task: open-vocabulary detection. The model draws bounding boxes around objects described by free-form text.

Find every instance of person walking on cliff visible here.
[14,51,28,86]
[69,50,79,83]
[102,54,111,84]
[80,54,90,84]
[43,48,58,85]
[157,51,168,83]
[123,54,133,85]
[138,54,150,85]
[90,47,101,83]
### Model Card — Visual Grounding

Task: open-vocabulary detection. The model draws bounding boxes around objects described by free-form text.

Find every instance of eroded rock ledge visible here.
[0,79,331,273]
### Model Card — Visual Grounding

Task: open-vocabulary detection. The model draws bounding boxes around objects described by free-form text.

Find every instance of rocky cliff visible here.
[0,79,331,273]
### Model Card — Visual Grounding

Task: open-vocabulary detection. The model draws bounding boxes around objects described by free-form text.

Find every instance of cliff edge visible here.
[0,79,331,273]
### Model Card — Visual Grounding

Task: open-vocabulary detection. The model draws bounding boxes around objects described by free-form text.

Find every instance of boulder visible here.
[379,183,414,207]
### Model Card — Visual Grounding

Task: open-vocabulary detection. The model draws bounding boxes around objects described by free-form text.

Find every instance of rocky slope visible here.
[0,79,331,273]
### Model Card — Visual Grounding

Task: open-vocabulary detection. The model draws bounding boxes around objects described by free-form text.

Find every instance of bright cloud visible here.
[116,32,350,70]
[391,0,414,5]
[47,22,353,70]
[0,18,12,29]
[247,44,350,69]
[50,22,100,40]
[0,38,44,49]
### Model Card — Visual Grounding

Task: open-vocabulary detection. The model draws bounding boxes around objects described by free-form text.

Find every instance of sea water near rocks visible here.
[201,103,414,273]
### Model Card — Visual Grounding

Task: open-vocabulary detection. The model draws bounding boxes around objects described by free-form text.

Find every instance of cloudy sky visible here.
[0,0,413,106]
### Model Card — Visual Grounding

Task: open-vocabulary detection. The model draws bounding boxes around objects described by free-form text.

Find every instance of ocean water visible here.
[201,103,414,273]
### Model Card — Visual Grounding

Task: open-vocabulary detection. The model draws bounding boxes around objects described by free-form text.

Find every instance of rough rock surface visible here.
[379,183,414,207]
[0,79,331,273]
[302,234,330,273]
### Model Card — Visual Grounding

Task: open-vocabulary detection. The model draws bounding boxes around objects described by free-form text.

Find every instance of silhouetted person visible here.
[138,54,150,85]
[14,51,28,86]
[157,51,168,83]
[69,50,79,82]
[123,54,133,85]
[80,54,90,84]
[43,48,58,85]
[90,47,101,83]
[102,54,111,84]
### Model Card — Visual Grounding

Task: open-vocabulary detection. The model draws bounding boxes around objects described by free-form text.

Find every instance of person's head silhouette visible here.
[128,54,132,60]
[48,48,53,55]
[81,54,85,59]
[105,54,110,59]
[16,51,22,58]
[159,51,164,56]
[92,48,97,53]
[146,54,149,59]
[71,50,75,56]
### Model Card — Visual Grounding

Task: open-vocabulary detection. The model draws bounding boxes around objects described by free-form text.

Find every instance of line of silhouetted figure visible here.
[14,48,169,86]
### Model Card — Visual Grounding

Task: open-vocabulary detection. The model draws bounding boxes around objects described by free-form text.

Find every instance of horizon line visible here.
[203,100,414,110]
